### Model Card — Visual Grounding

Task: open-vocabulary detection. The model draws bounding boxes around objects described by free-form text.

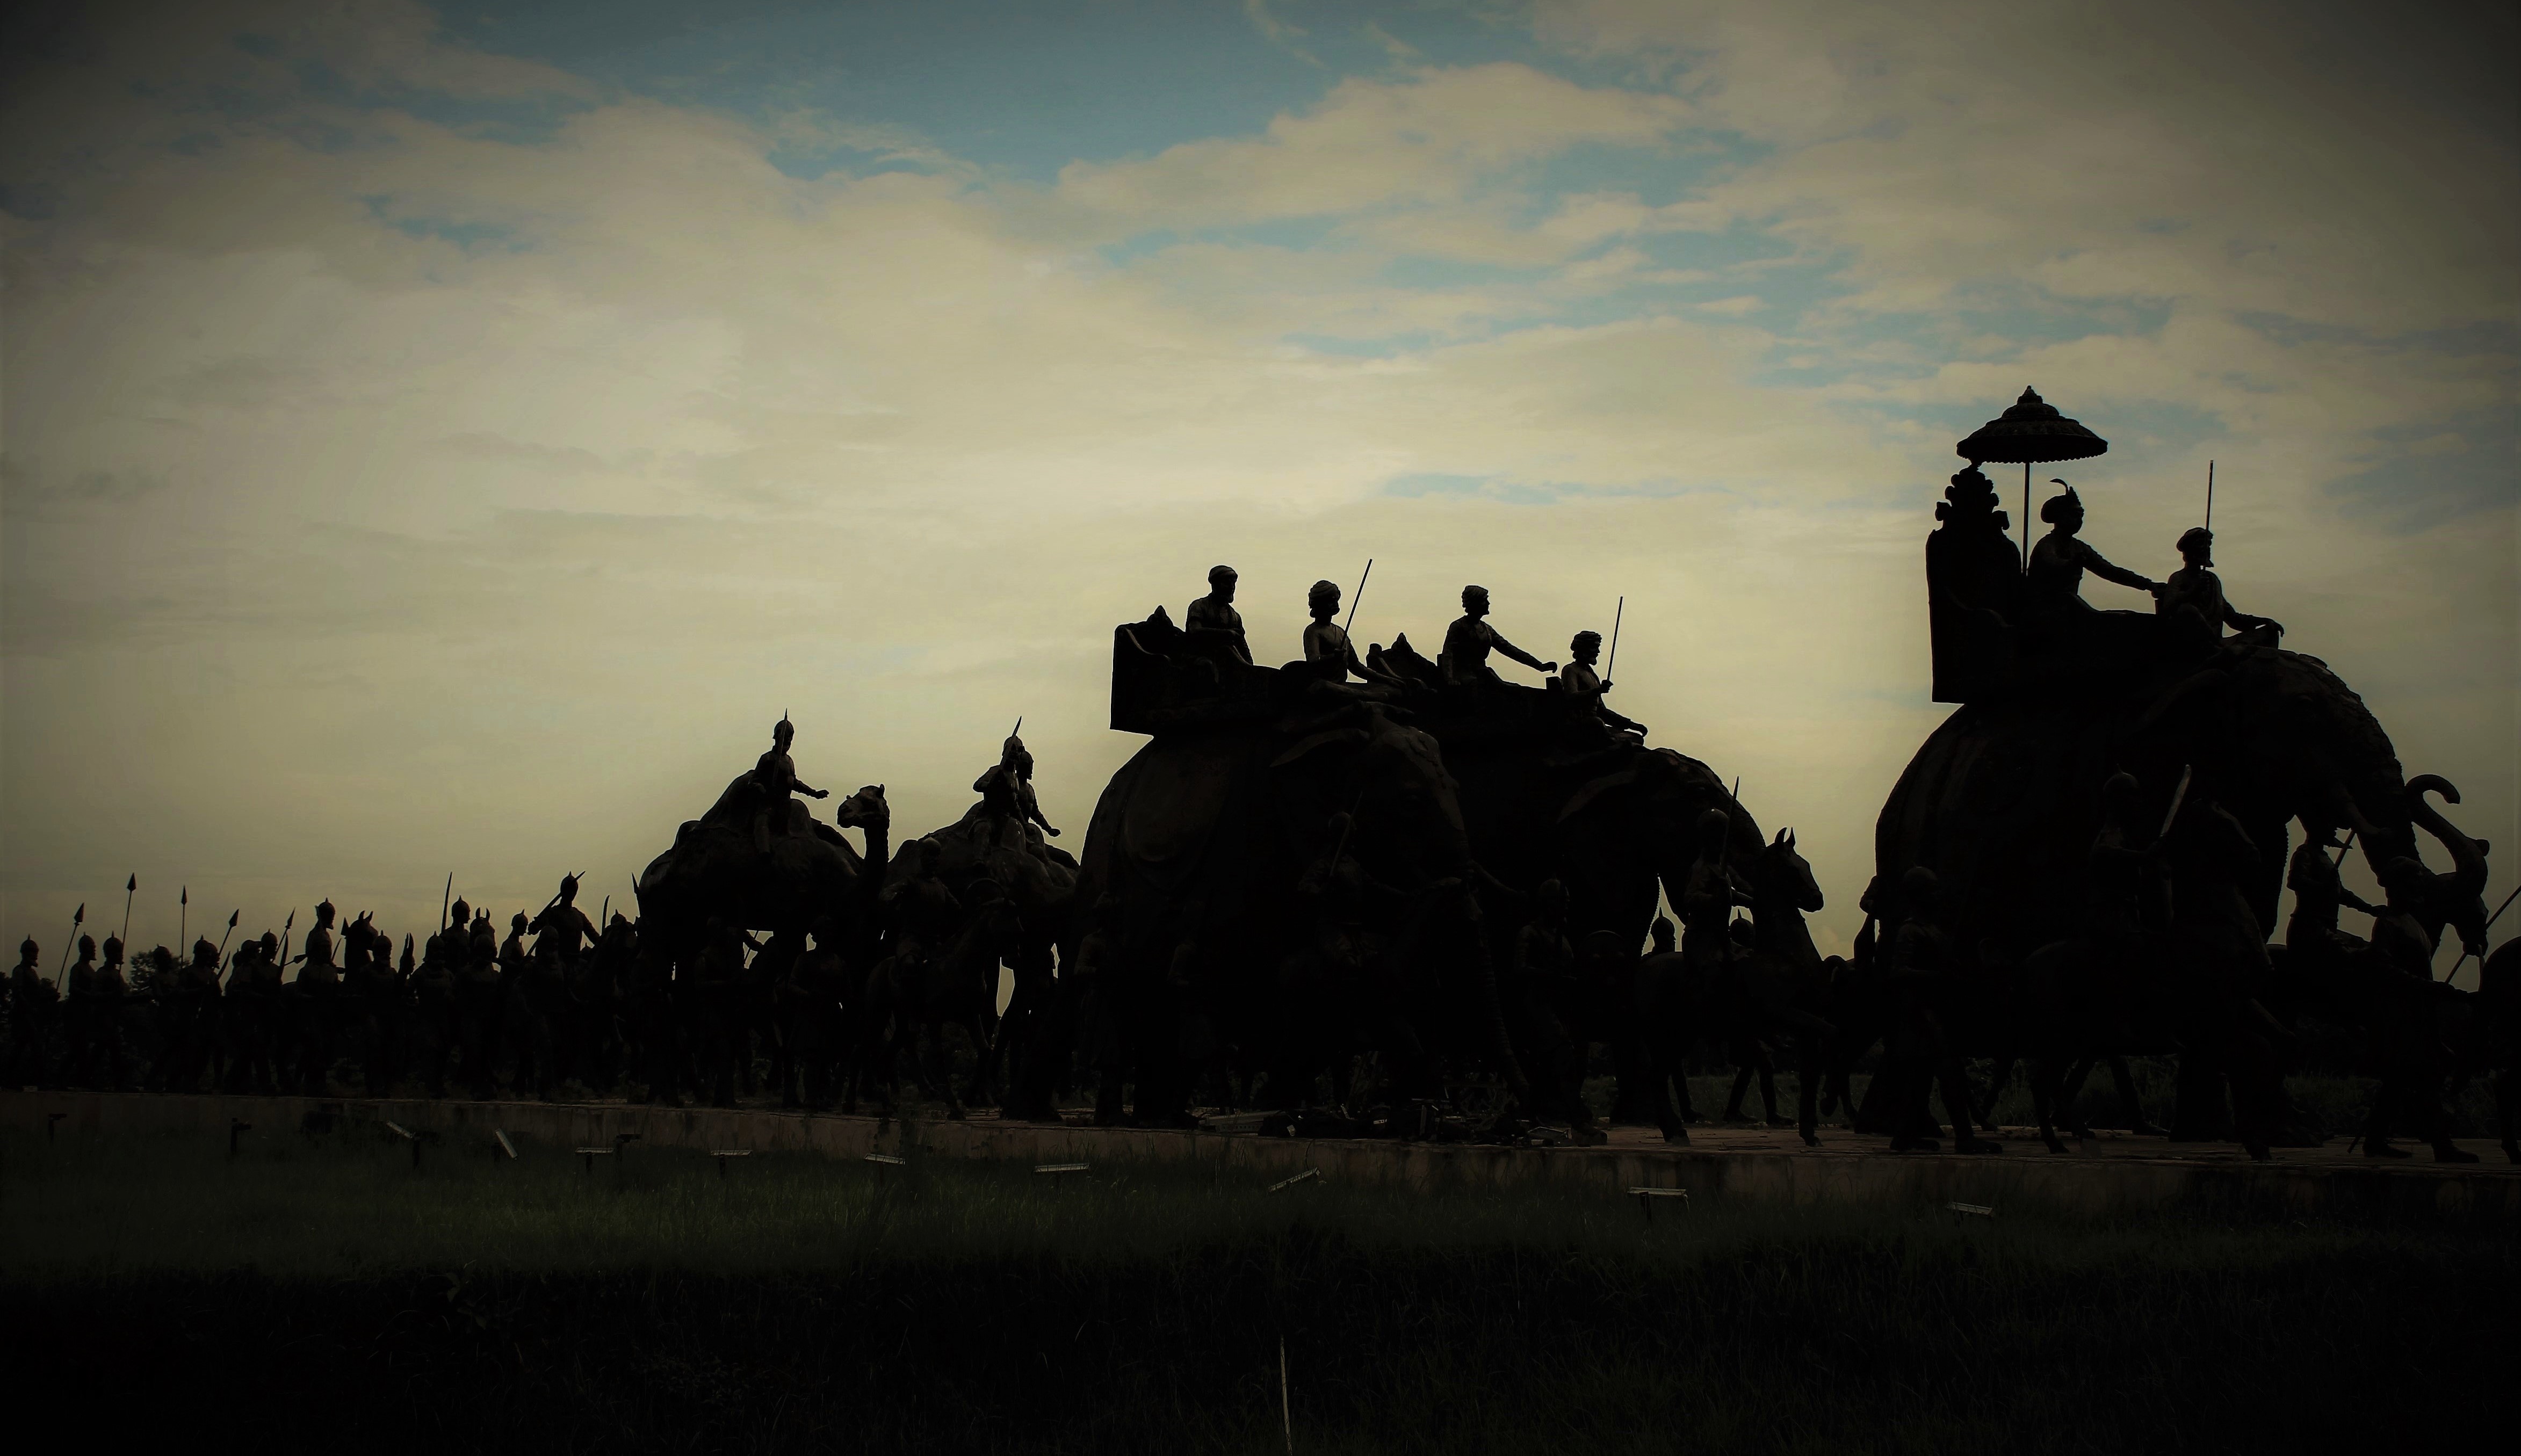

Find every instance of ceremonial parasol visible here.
[1956,387,2108,570]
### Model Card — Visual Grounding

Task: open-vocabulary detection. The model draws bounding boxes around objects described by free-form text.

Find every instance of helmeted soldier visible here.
[2157,526,2281,653]
[750,716,830,853]
[1557,630,1644,738]
[973,735,1060,848]
[1301,579,1399,687]
[4,936,58,1086]
[880,838,962,972]
[1185,564,1252,667]
[1879,866,1998,1154]
[2285,825,2376,955]
[1504,879,1601,1142]
[2024,486,2159,626]
[298,900,340,984]
[1441,585,1557,686]
[1678,809,1752,973]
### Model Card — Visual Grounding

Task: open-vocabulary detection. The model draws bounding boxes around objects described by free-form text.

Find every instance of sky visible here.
[2,0,2514,977]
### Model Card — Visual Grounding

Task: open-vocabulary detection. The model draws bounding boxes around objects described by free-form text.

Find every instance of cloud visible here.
[0,0,2510,969]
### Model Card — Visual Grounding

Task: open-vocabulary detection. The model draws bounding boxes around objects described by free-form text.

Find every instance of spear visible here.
[214,910,240,984]
[2331,828,2357,869]
[2444,882,2521,984]
[1605,595,1626,684]
[277,909,295,979]
[119,873,136,955]
[52,903,84,988]
[2156,765,2195,841]
[179,885,188,948]
[2205,460,2215,531]
[440,871,453,937]
[1343,559,1375,634]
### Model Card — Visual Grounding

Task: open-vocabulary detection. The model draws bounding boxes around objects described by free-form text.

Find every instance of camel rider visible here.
[530,874,601,968]
[973,734,1059,848]
[1441,585,1557,687]
[1302,579,1399,687]
[1186,564,1252,668]
[2157,527,2281,652]
[1678,809,1752,972]
[2024,487,2159,626]
[1557,631,1644,738]
[751,716,830,852]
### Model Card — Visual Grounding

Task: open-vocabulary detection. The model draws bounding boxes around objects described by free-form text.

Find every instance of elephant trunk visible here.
[2407,774,2490,899]
[1460,889,1527,1097]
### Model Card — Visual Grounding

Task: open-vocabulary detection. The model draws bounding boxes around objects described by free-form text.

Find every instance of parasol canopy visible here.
[1956,387,2108,465]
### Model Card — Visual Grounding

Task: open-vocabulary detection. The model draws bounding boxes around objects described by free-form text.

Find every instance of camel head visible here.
[833,783,891,830]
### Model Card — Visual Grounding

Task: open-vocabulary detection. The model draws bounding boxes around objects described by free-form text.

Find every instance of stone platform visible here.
[6,1090,2513,1220]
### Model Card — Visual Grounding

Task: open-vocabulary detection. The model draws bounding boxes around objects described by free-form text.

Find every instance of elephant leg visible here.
[2497,1062,2518,1164]
[1794,1035,1819,1147]
[1756,1045,1781,1125]
[1723,1055,1753,1121]
[1976,1056,2012,1132]
[2056,1056,2099,1139]
[1940,1057,2000,1154]
[2107,1056,2164,1136]
[2029,1059,2070,1155]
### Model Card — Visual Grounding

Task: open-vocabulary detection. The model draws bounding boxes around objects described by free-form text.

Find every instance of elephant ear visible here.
[1557,766,1645,823]
[1270,727,1367,769]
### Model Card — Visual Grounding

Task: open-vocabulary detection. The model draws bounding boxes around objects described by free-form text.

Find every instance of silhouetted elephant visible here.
[1072,620,1522,1128]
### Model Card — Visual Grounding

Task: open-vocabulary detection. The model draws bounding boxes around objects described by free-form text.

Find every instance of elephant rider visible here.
[1302,579,1400,687]
[1186,564,1252,669]
[973,734,1060,850]
[750,716,832,854]
[2157,527,2280,650]
[1441,585,1557,687]
[1678,809,1753,974]
[1556,630,1645,739]
[1880,866,1997,1154]
[881,838,963,971]
[1505,879,1603,1141]
[2024,486,2160,631]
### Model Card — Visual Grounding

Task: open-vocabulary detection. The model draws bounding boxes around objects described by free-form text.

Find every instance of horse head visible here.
[1757,828,1824,916]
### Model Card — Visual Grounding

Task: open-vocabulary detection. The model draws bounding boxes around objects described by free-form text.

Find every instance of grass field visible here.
[4,1125,2508,1454]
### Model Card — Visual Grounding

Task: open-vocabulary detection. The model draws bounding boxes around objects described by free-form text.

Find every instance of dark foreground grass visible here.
[3,1128,2508,1455]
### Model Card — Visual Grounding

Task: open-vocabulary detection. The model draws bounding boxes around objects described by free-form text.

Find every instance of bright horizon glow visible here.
[2,0,2513,981]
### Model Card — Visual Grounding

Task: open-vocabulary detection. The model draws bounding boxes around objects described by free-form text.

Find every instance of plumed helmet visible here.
[560,873,579,897]
[2038,486,2083,524]
[79,933,96,955]
[450,897,471,924]
[511,911,529,929]
[193,937,218,960]
[104,935,126,960]
[2177,526,2214,557]
[774,713,793,741]
[315,897,336,918]
[17,937,34,960]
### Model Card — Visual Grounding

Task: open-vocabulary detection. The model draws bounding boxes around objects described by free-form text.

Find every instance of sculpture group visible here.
[7,389,2515,1165]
